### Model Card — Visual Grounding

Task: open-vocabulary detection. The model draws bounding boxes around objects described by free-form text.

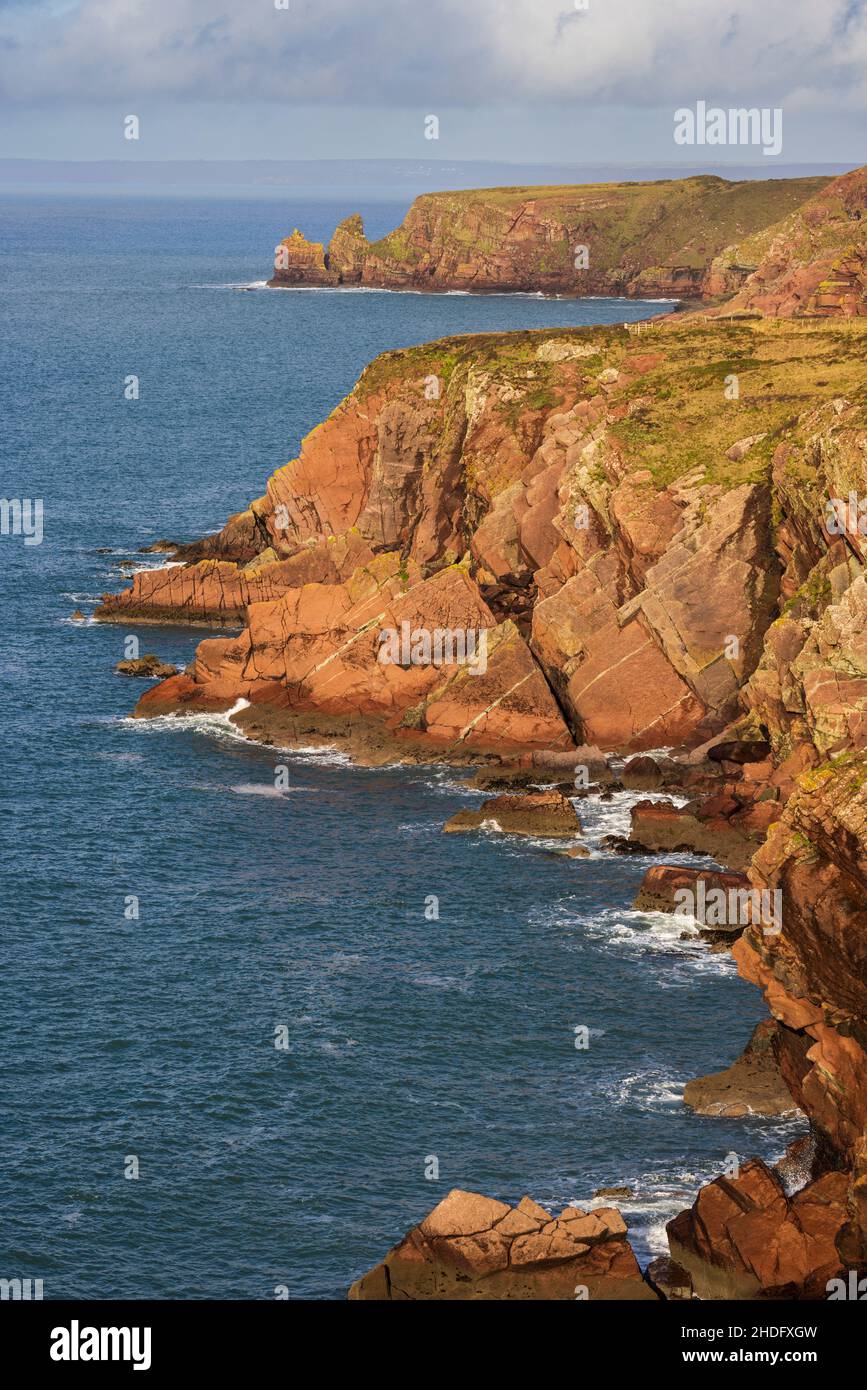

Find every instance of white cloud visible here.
[2,0,866,112]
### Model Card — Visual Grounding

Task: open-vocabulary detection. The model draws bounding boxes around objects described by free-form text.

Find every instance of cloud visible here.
[2,0,866,111]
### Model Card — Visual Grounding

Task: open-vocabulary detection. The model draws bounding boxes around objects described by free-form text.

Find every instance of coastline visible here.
[91,164,867,1300]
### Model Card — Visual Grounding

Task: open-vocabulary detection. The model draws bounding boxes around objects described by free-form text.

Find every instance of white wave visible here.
[614,1067,686,1114]
[279,743,352,766]
[263,283,676,307]
[190,280,269,291]
[410,972,474,993]
[126,559,185,575]
[398,820,440,837]
[121,698,252,747]
[578,787,689,846]
[415,769,486,799]
[557,902,738,976]
[230,782,307,797]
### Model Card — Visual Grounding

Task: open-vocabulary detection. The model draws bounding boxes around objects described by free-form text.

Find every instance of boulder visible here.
[633,864,752,922]
[621,755,665,790]
[348,1189,658,1300]
[628,800,758,870]
[667,1160,848,1300]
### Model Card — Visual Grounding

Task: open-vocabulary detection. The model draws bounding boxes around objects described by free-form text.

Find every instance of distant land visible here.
[0,157,856,200]
[269,169,866,302]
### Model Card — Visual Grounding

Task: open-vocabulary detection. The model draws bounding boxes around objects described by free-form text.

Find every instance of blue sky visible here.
[1,0,865,164]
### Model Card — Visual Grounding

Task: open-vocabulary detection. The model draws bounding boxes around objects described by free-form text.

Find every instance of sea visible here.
[0,189,804,1298]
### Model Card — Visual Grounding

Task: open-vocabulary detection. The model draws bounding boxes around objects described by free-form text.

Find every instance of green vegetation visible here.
[350,317,866,501]
[358,174,832,279]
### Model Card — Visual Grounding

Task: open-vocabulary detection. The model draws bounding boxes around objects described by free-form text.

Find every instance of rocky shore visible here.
[99,164,867,1299]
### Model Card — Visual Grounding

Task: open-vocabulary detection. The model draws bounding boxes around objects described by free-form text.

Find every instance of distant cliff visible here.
[705,163,867,317]
[267,173,831,299]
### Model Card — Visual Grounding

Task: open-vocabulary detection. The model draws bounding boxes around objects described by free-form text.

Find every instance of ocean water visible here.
[0,192,802,1299]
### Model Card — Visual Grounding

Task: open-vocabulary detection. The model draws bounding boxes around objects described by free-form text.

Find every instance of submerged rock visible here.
[443,791,581,838]
[115,653,178,679]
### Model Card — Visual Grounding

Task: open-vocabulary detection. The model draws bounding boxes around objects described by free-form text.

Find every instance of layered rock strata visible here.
[98,316,866,765]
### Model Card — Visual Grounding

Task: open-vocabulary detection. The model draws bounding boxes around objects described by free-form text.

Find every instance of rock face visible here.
[98,315,866,762]
[707,166,867,318]
[443,790,581,837]
[734,759,867,1166]
[668,1161,848,1300]
[268,175,832,298]
[348,1189,657,1300]
[131,558,575,761]
[665,752,867,1296]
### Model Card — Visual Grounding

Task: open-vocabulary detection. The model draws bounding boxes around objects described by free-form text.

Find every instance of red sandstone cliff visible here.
[706,165,867,318]
[268,173,834,300]
[98,210,867,1296]
[99,314,867,762]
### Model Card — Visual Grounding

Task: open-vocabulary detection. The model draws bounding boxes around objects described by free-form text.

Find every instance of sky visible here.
[0,0,865,166]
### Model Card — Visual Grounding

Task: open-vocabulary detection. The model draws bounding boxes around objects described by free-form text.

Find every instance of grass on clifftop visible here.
[365,175,832,274]
[353,317,867,494]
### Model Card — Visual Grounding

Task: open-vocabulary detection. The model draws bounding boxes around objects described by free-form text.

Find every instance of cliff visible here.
[268,174,832,299]
[97,315,866,765]
[706,164,867,317]
[99,203,867,1297]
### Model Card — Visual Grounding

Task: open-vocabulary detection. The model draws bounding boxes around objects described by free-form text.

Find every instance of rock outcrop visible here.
[668,1160,848,1299]
[115,653,177,678]
[682,1020,803,1117]
[348,1189,657,1300]
[98,315,867,763]
[707,165,867,318]
[268,174,833,299]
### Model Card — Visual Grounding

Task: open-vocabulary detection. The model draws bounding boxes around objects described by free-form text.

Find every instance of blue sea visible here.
[0,191,801,1299]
